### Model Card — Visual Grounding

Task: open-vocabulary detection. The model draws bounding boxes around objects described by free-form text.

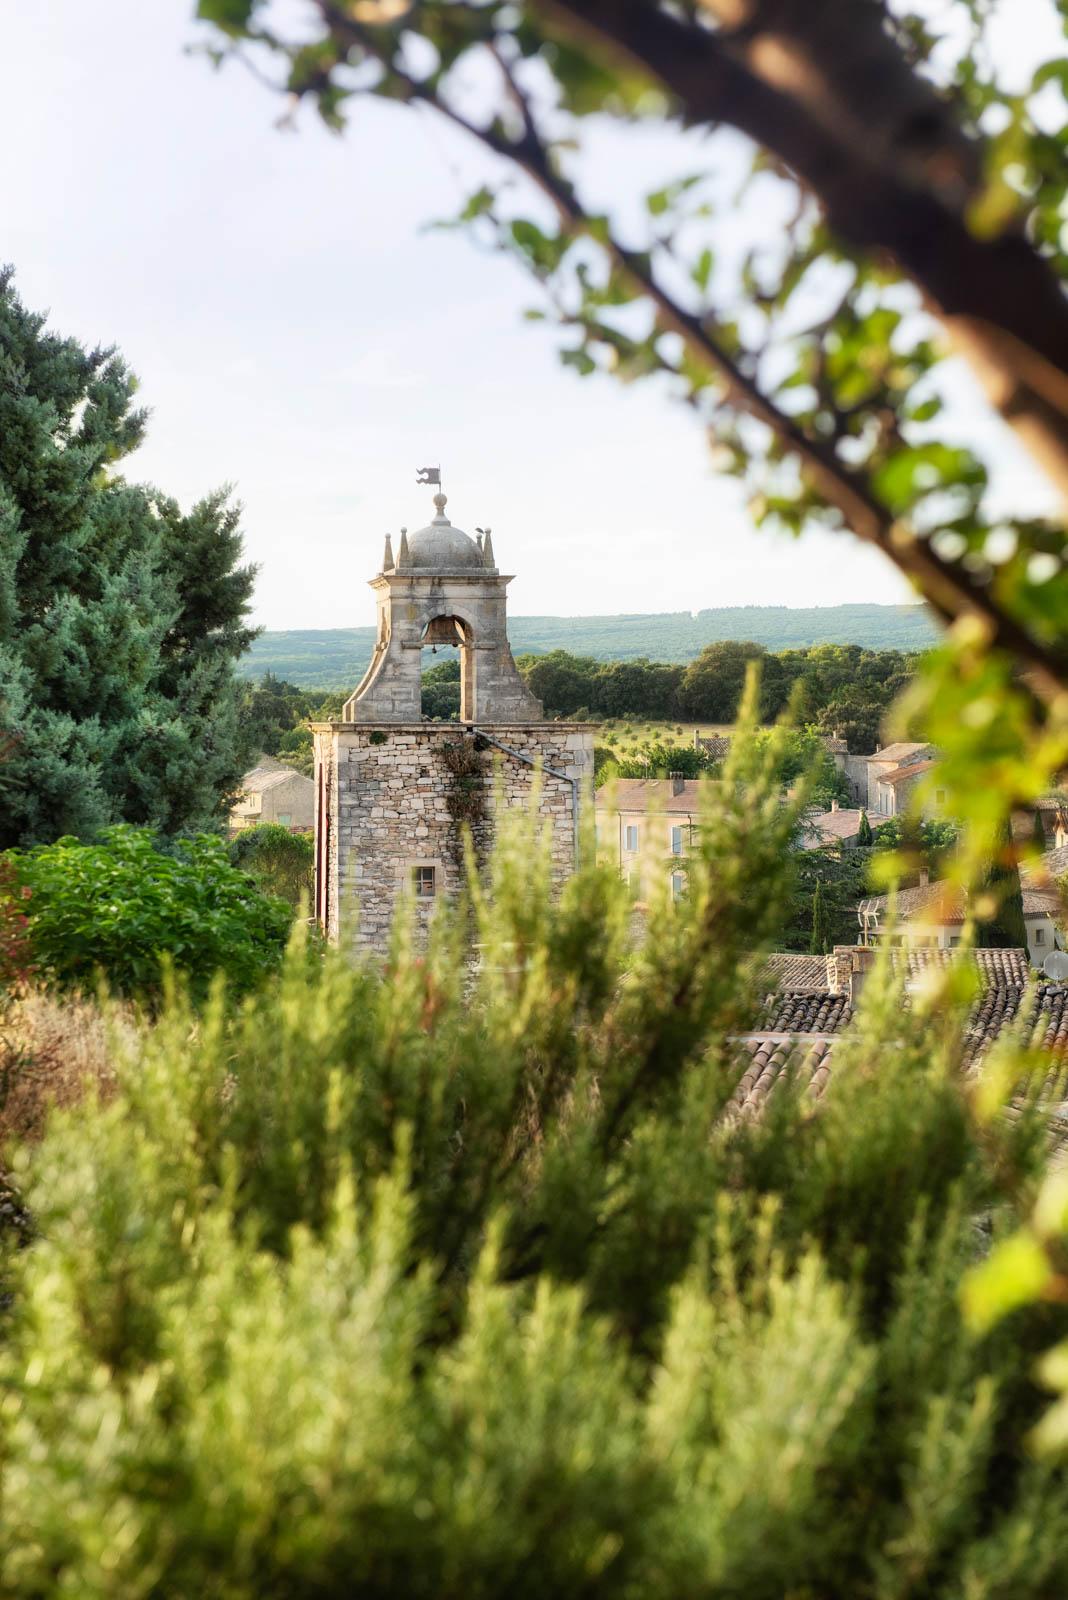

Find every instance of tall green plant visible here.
[810,878,828,955]
[1,708,1065,1595]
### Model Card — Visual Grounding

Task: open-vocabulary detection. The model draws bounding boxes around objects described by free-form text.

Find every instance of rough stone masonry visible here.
[313,489,594,951]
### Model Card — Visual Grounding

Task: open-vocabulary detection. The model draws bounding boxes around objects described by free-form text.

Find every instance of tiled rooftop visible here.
[887,946,1033,986]
[726,1037,835,1122]
[859,880,1060,925]
[738,946,1068,1121]
[869,742,932,764]
[765,953,834,992]
[800,808,866,848]
[594,778,711,814]
[763,989,853,1034]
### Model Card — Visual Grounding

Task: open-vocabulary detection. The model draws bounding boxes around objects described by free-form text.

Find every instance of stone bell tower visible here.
[342,491,544,724]
[313,487,595,951]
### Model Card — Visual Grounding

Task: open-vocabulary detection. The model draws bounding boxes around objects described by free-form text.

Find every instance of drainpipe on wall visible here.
[469,726,581,861]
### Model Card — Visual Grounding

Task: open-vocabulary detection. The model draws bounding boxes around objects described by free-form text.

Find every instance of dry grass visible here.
[0,989,133,1144]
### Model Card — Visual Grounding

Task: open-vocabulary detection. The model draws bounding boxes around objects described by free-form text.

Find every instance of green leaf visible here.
[691,248,714,293]
[196,0,258,34]
[962,1231,1052,1333]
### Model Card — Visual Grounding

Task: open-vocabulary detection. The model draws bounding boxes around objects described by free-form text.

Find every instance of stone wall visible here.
[314,722,595,951]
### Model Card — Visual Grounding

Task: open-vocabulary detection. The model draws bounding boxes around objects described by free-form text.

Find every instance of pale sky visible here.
[1,1,1059,629]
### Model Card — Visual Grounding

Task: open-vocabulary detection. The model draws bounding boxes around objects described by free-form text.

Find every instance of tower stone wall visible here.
[314,722,594,949]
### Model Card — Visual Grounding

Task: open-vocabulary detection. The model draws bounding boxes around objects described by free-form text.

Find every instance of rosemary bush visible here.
[2,724,1066,1597]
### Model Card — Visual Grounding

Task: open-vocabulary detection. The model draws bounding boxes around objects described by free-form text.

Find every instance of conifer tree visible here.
[857,810,873,847]
[0,269,257,847]
[975,818,1029,952]
[1033,807,1047,854]
[809,877,828,954]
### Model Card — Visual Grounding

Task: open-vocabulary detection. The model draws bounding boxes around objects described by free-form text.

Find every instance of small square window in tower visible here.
[414,865,436,899]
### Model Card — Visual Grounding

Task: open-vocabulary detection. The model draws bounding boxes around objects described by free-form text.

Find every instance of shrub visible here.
[5,826,292,1001]
[1,719,1066,1595]
[0,859,33,997]
[230,822,314,908]
[0,989,125,1144]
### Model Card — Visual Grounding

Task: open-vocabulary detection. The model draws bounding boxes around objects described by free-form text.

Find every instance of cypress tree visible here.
[857,809,874,846]
[810,877,829,954]
[1032,807,1047,854]
[0,269,257,847]
[975,818,1029,951]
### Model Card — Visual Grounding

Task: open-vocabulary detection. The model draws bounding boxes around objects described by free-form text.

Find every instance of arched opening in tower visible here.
[420,614,466,721]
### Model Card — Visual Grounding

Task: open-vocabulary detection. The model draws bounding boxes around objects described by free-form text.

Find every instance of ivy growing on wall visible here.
[441,738,488,866]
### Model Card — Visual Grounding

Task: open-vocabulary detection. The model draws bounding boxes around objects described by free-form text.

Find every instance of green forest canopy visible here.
[243,642,915,769]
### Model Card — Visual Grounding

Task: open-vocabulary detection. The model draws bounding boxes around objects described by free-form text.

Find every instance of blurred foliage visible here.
[3,728,1068,1592]
[4,826,292,1001]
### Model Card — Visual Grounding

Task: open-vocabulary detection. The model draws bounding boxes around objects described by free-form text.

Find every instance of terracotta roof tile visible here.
[763,990,853,1033]
[594,778,712,814]
[765,953,834,992]
[882,758,940,784]
[800,808,866,848]
[861,879,1059,925]
[870,742,933,763]
[1024,845,1068,883]
[726,1036,836,1122]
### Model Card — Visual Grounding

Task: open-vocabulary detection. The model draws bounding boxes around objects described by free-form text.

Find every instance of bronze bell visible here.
[423,614,464,648]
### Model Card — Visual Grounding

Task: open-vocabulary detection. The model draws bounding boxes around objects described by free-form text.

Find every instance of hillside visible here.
[239,604,938,689]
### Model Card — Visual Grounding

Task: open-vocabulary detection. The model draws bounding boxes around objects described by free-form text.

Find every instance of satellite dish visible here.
[1042,950,1068,982]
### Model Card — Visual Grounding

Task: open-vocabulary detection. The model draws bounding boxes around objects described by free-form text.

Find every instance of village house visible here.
[594,777,701,901]
[842,742,944,818]
[230,757,315,833]
[856,854,1067,968]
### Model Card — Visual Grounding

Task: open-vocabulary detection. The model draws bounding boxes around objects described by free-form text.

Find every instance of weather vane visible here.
[416,464,441,488]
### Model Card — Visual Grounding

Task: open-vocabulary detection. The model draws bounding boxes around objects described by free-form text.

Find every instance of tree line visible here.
[518,642,915,750]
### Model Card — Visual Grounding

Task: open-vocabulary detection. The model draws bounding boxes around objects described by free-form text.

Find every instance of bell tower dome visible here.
[342,489,543,724]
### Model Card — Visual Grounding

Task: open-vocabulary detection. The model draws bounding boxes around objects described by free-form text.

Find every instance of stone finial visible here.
[432,491,448,520]
[382,533,395,572]
[481,527,495,567]
[475,529,484,554]
[397,526,410,567]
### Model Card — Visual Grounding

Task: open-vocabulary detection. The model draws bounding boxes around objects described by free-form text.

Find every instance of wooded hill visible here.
[240,604,938,688]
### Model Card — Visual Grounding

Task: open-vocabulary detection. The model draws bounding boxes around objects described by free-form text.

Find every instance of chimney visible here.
[919,866,930,888]
[831,798,839,812]
[670,772,685,796]
[833,944,876,1007]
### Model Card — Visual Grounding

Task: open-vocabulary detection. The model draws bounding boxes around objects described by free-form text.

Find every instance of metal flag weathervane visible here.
[416,465,441,487]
